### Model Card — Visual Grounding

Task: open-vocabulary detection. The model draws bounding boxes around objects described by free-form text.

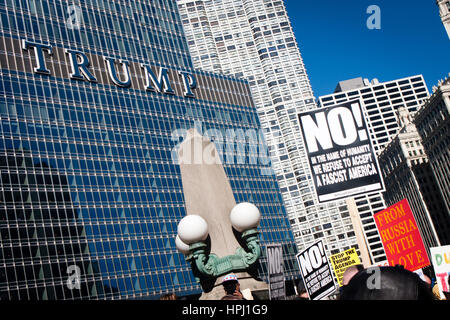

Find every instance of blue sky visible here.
[284,0,450,98]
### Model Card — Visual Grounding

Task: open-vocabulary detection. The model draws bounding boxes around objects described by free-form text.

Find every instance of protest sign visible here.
[430,245,450,299]
[266,244,286,300]
[329,248,361,287]
[374,199,430,271]
[296,240,336,300]
[298,100,384,203]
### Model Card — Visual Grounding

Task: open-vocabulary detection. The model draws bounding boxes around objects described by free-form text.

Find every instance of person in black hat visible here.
[342,264,365,286]
[340,265,436,300]
[338,264,365,298]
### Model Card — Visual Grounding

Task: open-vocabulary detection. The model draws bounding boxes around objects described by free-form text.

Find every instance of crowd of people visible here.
[160,266,449,300]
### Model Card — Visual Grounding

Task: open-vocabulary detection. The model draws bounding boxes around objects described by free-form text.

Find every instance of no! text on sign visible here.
[296,240,336,300]
[298,100,384,203]
[266,244,286,300]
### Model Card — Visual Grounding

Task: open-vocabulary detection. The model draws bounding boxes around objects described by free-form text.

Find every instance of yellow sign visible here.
[329,248,361,287]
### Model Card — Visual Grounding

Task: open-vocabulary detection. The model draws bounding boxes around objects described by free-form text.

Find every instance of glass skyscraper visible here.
[0,0,299,299]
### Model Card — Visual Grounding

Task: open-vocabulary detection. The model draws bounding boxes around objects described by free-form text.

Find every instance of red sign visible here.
[374,199,430,271]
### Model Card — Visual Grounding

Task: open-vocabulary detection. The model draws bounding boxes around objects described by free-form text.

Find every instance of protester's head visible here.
[222,274,240,295]
[340,265,435,300]
[342,264,365,286]
[432,283,442,300]
[297,280,309,300]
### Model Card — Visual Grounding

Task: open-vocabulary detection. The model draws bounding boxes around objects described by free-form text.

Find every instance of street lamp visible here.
[176,202,262,280]
[230,202,261,232]
[177,214,209,245]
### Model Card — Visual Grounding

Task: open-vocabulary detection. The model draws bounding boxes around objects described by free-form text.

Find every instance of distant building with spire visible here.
[437,0,450,39]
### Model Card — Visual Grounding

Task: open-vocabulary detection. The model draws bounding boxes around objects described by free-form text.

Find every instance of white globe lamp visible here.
[177,215,209,245]
[230,202,261,233]
[175,235,191,255]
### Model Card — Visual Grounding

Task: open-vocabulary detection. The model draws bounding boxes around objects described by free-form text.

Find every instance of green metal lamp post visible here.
[176,202,262,281]
[175,128,268,299]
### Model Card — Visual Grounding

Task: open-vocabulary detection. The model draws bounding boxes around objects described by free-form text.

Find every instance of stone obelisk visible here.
[177,128,267,300]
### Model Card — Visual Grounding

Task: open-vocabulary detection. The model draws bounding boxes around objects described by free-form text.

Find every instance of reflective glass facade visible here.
[0,0,299,299]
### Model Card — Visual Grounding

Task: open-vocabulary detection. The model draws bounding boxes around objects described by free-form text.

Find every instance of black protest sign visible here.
[296,240,336,300]
[298,100,384,203]
[266,244,286,300]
